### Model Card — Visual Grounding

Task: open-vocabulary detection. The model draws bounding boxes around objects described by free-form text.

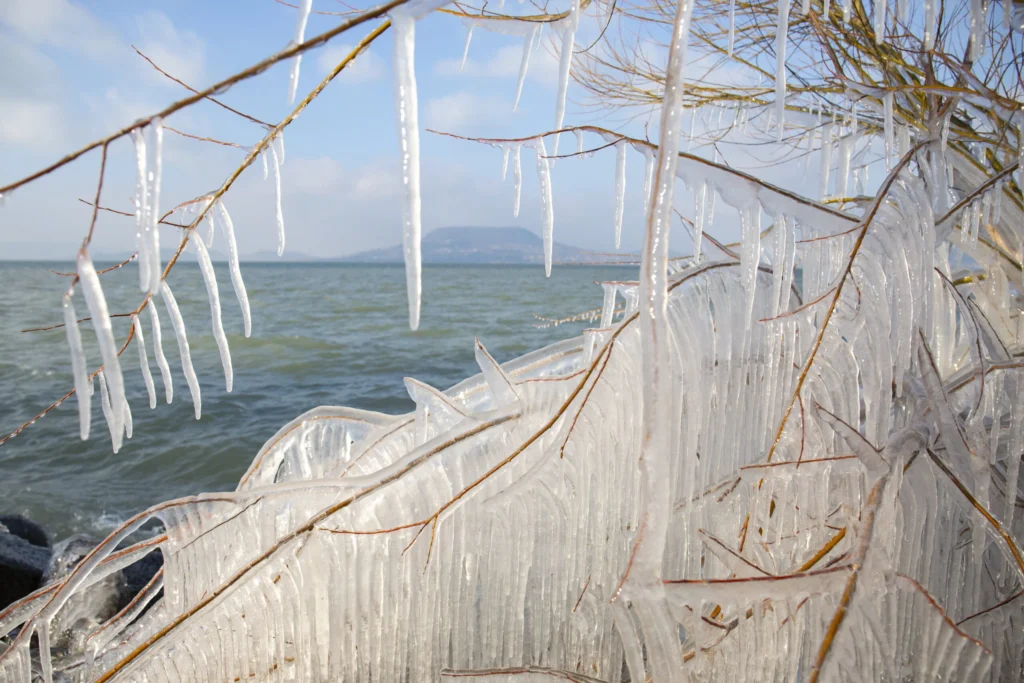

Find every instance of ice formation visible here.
[287,0,313,104]
[4,0,1024,680]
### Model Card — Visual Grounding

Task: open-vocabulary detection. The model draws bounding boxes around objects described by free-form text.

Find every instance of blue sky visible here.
[0,0,677,261]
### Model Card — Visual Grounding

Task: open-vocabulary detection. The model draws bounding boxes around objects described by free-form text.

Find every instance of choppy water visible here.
[0,261,631,540]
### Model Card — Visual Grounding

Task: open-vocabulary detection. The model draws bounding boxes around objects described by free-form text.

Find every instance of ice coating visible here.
[62,292,91,440]
[204,211,215,249]
[924,0,936,48]
[193,236,233,392]
[148,123,164,294]
[269,144,286,257]
[76,249,126,453]
[641,145,655,217]
[287,0,313,104]
[613,140,627,249]
[392,12,423,330]
[574,128,584,155]
[160,281,201,419]
[216,200,252,337]
[837,130,854,199]
[500,145,510,180]
[131,314,157,410]
[531,137,555,276]
[873,0,885,42]
[147,300,173,405]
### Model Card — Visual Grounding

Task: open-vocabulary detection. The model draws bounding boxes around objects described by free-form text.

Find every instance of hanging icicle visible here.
[775,0,791,139]
[513,144,523,217]
[514,25,538,111]
[873,0,885,42]
[552,0,581,156]
[392,11,424,330]
[147,301,173,405]
[193,237,233,392]
[614,141,627,249]
[133,129,150,293]
[131,314,157,411]
[268,143,286,257]
[729,0,737,54]
[77,249,127,452]
[160,282,201,419]
[501,146,510,180]
[884,90,892,169]
[216,200,252,338]
[287,0,313,104]
[460,24,474,71]
[531,137,555,277]
[63,292,91,440]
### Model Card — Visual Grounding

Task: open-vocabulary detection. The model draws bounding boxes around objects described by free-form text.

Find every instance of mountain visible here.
[338,227,632,265]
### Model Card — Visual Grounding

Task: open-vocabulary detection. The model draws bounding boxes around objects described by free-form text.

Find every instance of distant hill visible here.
[338,227,632,265]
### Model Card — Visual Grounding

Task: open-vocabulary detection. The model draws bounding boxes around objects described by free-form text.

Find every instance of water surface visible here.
[0,262,631,539]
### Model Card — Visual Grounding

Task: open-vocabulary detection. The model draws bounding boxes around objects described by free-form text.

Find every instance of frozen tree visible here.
[1,0,1024,680]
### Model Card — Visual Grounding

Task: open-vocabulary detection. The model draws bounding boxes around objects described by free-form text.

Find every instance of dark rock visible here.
[119,548,163,606]
[0,514,50,548]
[0,532,51,611]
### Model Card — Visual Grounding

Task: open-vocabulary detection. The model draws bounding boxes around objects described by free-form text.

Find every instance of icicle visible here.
[77,250,126,452]
[63,292,91,440]
[842,0,852,22]
[837,131,854,199]
[513,144,523,217]
[631,0,694,673]
[897,0,907,20]
[614,141,627,249]
[924,0,936,47]
[204,211,216,249]
[575,129,584,155]
[96,370,119,452]
[819,122,834,199]
[740,205,761,322]
[552,0,581,157]
[460,24,474,71]
[898,124,911,157]
[133,130,150,292]
[969,0,984,59]
[148,122,164,295]
[940,110,951,151]
[873,0,885,41]
[694,181,709,259]
[273,130,286,165]
[513,26,538,111]
[883,91,894,170]
[642,146,655,216]
[599,283,618,328]
[802,0,810,14]
[260,148,269,180]
[392,12,423,330]
[160,282,201,419]
[531,137,555,277]
[266,144,286,259]
[216,200,251,338]
[132,314,156,410]
[287,0,313,104]
[148,301,172,404]
[501,146,510,180]
[824,0,831,18]
[775,0,790,138]
[728,0,736,55]
[123,397,133,440]
[193,237,233,392]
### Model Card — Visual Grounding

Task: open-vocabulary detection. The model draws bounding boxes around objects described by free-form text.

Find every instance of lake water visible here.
[0,261,632,540]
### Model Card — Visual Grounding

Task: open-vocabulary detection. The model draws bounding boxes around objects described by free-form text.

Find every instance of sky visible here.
[0,0,685,262]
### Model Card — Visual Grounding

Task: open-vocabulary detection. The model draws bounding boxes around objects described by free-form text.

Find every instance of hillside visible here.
[337,227,631,265]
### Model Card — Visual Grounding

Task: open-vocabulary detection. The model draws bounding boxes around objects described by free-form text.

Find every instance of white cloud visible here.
[435,42,560,88]
[0,97,64,147]
[424,91,513,131]
[133,11,206,88]
[0,0,119,59]
[316,43,385,84]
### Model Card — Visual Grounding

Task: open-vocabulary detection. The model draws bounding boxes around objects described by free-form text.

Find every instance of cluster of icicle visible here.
[5,0,1024,681]
[61,120,257,455]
